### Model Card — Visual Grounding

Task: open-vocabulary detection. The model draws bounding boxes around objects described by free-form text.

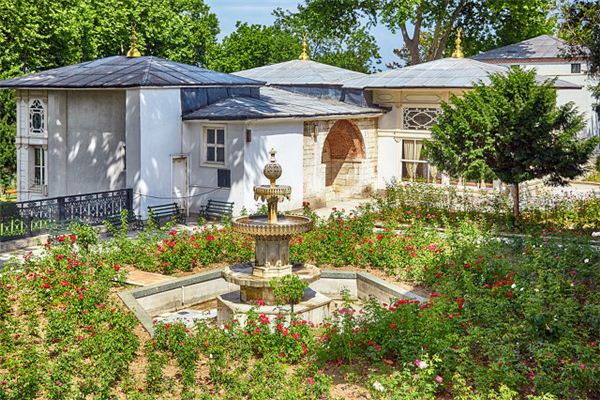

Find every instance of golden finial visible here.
[299,34,310,61]
[127,25,141,58]
[452,27,464,58]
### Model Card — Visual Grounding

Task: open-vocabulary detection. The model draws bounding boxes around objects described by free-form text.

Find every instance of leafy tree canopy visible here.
[424,67,599,217]
[272,4,381,72]
[207,22,302,73]
[283,0,557,67]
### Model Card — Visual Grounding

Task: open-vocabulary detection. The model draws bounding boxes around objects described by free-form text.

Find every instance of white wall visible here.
[125,89,142,213]
[377,136,402,188]
[16,89,126,200]
[62,91,126,195]
[183,121,245,215]
[135,88,183,218]
[182,119,304,216]
[242,120,304,213]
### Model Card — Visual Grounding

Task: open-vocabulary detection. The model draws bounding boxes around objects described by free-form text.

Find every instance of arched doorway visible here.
[322,120,365,189]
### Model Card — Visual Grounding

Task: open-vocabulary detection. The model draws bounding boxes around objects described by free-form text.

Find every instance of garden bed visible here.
[0,204,598,399]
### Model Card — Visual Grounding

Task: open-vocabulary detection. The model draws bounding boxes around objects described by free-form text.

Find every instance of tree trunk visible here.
[512,183,520,220]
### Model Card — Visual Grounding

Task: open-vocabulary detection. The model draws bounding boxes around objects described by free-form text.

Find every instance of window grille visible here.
[29,99,45,134]
[402,107,441,130]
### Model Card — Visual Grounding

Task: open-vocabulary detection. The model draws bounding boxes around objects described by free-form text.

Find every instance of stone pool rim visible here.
[118,268,428,337]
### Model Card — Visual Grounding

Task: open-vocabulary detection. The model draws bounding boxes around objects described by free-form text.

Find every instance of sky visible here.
[204,0,403,69]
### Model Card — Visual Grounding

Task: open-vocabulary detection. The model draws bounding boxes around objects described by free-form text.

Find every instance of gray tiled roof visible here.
[233,59,366,85]
[0,56,263,89]
[472,35,570,61]
[342,57,580,89]
[183,87,382,121]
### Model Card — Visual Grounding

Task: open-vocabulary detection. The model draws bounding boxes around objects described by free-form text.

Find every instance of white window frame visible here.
[29,99,46,135]
[201,125,227,167]
[31,146,47,189]
[399,138,439,183]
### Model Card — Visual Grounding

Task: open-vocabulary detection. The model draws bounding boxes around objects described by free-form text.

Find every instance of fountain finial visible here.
[263,148,282,188]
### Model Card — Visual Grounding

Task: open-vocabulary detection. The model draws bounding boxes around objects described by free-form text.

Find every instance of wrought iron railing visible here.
[1,188,132,242]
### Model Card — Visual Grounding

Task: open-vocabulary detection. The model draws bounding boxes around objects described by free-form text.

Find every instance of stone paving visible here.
[124,268,177,286]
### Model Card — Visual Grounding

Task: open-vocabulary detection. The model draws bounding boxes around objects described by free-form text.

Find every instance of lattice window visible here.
[402,107,441,130]
[29,99,45,134]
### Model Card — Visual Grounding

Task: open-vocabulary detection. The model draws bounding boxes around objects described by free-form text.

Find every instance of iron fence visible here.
[0,188,132,241]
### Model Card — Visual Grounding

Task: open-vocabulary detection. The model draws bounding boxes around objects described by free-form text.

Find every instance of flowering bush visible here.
[149,312,330,398]
[374,180,599,234]
[313,227,599,398]
[0,234,139,399]
[0,196,597,398]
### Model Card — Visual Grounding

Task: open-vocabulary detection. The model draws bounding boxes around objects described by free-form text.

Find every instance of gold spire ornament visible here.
[299,34,310,61]
[126,25,141,58]
[451,27,464,58]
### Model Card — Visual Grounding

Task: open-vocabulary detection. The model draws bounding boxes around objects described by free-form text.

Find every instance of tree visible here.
[424,67,599,218]
[272,5,381,72]
[283,0,557,67]
[207,22,302,73]
[270,275,308,314]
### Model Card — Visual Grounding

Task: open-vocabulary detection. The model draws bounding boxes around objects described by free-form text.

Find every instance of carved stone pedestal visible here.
[221,263,321,305]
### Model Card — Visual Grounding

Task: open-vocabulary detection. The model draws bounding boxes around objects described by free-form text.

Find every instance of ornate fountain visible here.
[221,149,321,305]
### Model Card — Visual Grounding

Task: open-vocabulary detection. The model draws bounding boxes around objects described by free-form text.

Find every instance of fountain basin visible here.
[217,288,331,325]
[254,185,292,201]
[222,262,321,304]
[232,215,312,237]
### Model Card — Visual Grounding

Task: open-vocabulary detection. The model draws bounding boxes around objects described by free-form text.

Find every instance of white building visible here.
[0,54,381,216]
[0,35,591,218]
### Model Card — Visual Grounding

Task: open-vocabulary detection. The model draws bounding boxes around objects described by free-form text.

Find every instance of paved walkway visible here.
[311,198,372,219]
[125,268,176,286]
[0,245,45,268]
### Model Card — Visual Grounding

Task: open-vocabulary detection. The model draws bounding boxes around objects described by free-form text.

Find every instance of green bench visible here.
[199,199,234,221]
[148,203,185,226]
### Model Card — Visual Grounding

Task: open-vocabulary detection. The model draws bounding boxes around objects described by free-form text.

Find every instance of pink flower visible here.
[307,377,315,385]
[435,375,443,384]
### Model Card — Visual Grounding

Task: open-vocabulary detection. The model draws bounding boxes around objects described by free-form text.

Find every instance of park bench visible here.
[104,212,142,232]
[199,199,234,221]
[147,203,185,226]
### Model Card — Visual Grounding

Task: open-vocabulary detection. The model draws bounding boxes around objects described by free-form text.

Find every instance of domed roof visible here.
[342,57,579,89]
[233,59,366,86]
[0,56,264,89]
[472,35,575,62]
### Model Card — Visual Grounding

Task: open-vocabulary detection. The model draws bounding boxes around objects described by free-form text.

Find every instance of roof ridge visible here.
[142,56,153,85]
